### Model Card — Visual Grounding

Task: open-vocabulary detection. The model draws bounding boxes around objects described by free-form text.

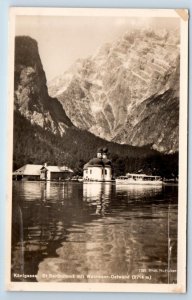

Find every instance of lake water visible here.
[11,181,178,284]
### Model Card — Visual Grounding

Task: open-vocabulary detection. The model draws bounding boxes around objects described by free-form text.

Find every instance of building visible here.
[13,163,73,181]
[83,147,112,181]
[40,163,73,181]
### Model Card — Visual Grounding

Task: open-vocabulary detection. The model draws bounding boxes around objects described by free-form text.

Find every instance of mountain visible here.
[13,35,178,178]
[48,28,180,153]
[14,36,73,136]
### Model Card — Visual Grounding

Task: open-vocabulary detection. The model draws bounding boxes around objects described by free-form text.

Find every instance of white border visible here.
[6,7,188,293]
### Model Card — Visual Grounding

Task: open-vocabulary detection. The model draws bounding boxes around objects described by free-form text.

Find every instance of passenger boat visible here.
[115,173,163,186]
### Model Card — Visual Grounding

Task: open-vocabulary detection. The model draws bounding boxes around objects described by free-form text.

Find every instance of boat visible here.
[162,178,178,186]
[115,173,163,186]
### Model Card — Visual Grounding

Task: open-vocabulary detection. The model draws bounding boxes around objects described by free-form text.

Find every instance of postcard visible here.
[6,7,188,292]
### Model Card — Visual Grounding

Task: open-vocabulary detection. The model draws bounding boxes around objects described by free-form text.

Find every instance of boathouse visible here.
[40,163,73,181]
[83,147,112,181]
[13,163,73,181]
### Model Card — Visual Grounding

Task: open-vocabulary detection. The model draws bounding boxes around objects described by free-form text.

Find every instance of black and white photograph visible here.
[7,8,188,292]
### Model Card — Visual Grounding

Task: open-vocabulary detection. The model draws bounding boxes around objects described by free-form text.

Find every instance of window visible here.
[90,169,92,174]
[105,169,107,175]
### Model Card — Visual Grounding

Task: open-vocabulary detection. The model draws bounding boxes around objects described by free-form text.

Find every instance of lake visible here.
[11,181,178,284]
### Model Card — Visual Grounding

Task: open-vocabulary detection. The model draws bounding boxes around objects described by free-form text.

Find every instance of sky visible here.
[15,15,180,81]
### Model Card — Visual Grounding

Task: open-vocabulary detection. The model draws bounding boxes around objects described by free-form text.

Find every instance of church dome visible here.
[97,147,103,153]
[83,157,112,169]
[102,158,112,166]
[102,147,108,153]
[83,157,104,169]
[88,158,104,166]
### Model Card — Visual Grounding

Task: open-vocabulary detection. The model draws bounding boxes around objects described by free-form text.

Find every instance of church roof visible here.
[102,158,112,166]
[83,157,111,169]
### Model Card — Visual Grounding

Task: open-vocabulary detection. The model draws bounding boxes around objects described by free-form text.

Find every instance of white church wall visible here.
[89,167,103,181]
[104,167,112,181]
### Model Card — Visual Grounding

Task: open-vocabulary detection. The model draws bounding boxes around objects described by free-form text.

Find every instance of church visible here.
[83,147,112,181]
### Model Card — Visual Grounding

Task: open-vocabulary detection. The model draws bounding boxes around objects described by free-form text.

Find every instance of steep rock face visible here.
[14,36,73,135]
[113,61,180,153]
[48,28,180,153]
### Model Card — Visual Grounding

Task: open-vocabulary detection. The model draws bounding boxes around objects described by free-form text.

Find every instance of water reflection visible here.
[115,184,163,201]
[12,181,178,284]
[115,183,162,193]
[83,182,112,216]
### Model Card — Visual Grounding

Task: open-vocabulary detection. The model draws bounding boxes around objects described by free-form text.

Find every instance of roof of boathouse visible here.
[41,165,73,173]
[13,164,41,176]
[13,164,73,175]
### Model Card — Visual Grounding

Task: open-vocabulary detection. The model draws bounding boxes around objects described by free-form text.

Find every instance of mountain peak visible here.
[14,35,73,135]
[48,28,179,153]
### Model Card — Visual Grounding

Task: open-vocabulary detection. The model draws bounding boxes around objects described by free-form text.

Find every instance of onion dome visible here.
[102,147,108,153]
[97,147,103,153]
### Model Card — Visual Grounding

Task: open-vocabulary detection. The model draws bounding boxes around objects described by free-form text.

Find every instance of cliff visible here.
[48,28,180,153]
[14,36,73,136]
